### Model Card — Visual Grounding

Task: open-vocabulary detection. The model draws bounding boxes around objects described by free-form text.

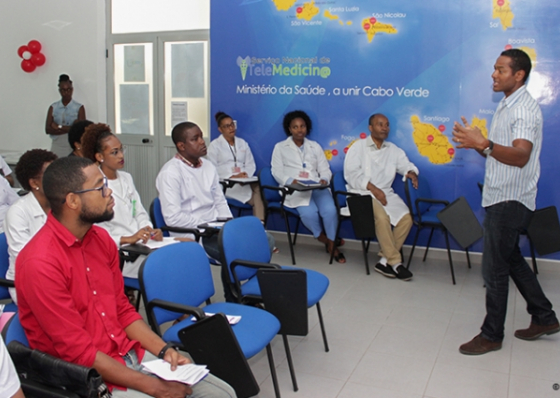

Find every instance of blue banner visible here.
[211,0,560,258]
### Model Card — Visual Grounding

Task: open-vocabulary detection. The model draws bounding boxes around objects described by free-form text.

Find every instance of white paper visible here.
[143,237,182,249]
[224,176,258,184]
[142,360,209,386]
[202,312,241,325]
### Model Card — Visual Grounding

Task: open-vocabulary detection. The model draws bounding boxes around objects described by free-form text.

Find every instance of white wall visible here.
[0,0,106,153]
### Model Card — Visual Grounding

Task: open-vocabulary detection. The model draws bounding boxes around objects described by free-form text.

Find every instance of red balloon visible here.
[21,59,36,73]
[31,52,46,66]
[27,40,42,54]
[17,45,29,58]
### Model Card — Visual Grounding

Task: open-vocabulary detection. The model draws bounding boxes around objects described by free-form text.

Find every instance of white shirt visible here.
[483,85,542,210]
[344,136,418,225]
[97,170,152,278]
[0,178,18,234]
[206,135,257,203]
[271,137,332,208]
[3,193,48,303]
[156,156,232,238]
[0,334,21,398]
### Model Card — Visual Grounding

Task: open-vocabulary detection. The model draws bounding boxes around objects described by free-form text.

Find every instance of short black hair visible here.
[81,123,114,162]
[43,157,94,216]
[215,111,232,127]
[68,119,93,150]
[282,110,313,136]
[501,49,532,83]
[58,74,72,85]
[368,113,387,126]
[15,149,58,191]
[171,122,198,146]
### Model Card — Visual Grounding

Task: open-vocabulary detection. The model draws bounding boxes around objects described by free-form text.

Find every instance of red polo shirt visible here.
[16,213,143,390]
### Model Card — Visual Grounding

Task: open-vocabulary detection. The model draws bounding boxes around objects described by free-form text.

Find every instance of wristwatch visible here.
[58,124,62,129]
[482,140,494,156]
[158,342,179,359]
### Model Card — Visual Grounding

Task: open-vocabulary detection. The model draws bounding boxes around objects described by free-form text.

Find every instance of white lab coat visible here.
[344,136,418,225]
[206,135,256,203]
[0,177,19,233]
[3,193,47,303]
[156,156,232,238]
[97,170,151,278]
[271,137,332,208]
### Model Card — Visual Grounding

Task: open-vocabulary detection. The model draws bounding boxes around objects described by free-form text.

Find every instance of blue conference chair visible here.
[259,166,302,264]
[149,197,202,238]
[404,175,471,284]
[139,242,284,398]
[0,233,17,312]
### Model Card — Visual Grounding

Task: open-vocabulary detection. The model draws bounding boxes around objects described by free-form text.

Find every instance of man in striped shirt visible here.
[452,49,559,355]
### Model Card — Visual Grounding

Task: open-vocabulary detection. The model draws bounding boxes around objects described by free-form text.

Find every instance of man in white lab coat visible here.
[344,113,418,281]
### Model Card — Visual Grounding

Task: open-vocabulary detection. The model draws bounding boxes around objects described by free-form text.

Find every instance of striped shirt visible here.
[482,85,542,211]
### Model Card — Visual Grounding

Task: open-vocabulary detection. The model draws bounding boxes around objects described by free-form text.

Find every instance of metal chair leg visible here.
[444,230,456,285]
[423,227,435,262]
[406,228,421,269]
[266,344,281,398]
[329,217,343,265]
[282,210,296,265]
[465,248,472,269]
[282,335,298,391]
[361,239,370,275]
[316,302,329,352]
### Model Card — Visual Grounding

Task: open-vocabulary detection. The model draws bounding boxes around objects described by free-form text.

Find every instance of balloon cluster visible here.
[17,40,46,73]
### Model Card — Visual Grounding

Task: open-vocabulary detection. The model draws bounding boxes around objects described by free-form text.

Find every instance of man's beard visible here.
[79,206,114,224]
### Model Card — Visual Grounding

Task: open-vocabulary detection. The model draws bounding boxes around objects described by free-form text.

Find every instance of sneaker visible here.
[394,265,413,281]
[374,263,397,278]
[272,247,280,254]
[459,334,502,355]
[514,322,560,341]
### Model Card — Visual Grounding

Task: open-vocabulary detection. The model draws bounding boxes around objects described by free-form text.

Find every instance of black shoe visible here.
[394,265,413,281]
[374,263,397,278]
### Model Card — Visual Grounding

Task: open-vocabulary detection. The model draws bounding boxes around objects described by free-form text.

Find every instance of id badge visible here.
[298,170,309,178]
[232,166,241,174]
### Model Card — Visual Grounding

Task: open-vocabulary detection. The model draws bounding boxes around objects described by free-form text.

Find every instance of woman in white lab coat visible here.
[81,123,162,280]
[4,149,58,303]
[271,110,345,263]
[207,111,264,220]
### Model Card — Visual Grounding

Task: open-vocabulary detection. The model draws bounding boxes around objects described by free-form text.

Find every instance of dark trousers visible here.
[481,201,558,342]
[202,234,237,303]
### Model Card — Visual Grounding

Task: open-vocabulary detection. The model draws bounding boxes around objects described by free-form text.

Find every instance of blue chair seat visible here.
[421,209,444,224]
[240,267,329,307]
[123,277,140,290]
[163,302,280,358]
[227,198,252,210]
[3,302,18,313]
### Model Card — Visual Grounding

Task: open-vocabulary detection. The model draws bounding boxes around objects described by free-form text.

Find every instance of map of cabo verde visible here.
[296,1,319,20]
[492,0,514,30]
[410,115,455,164]
[361,17,397,43]
[271,0,396,43]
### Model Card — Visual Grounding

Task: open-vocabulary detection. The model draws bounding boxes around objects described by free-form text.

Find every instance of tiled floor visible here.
[146,234,560,398]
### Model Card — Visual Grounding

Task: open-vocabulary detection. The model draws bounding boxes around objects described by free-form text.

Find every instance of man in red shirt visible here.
[16,156,235,398]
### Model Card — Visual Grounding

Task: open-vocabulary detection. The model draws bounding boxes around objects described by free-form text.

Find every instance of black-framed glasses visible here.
[63,176,109,203]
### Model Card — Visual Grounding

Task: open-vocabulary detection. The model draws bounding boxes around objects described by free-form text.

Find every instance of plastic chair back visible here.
[331,171,349,209]
[405,175,432,216]
[219,216,271,283]
[0,233,12,301]
[258,167,282,204]
[3,314,29,346]
[149,198,169,237]
[139,242,215,325]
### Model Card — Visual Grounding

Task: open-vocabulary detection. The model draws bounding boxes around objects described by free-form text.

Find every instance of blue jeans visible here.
[481,201,558,342]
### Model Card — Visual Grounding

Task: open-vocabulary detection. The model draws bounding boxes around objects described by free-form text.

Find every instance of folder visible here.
[436,196,483,249]
[526,206,560,255]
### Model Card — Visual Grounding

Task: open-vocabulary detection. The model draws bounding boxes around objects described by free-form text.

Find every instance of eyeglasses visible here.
[108,146,127,157]
[220,123,235,130]
[59,87,73,93]
[64,176,110,203]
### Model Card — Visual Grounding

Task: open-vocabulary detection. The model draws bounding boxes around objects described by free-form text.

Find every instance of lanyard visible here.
[227,143,237,167]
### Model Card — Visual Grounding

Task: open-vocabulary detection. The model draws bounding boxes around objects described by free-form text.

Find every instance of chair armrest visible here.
[0,277,15,288]
[333,190,360,209]
[146,298,206,337]
[230,260,281,302]
[261,184,289,202]
[160,226,206,241]
[415,198,449,222]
